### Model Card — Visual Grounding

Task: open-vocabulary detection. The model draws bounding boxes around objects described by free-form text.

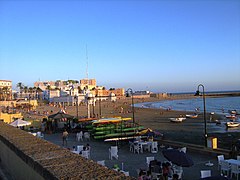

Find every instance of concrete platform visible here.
[44,133,225,179]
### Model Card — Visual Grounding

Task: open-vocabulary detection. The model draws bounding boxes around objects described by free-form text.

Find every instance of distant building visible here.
[0,80,12,88]
[50,94,85,106]
[0,80,12,100]
[134,90,150,95]
[33,79,125,103]
[43,89,60,101]
[34,81,56,91]
[95,88,125,97]
[150,93,169,98]
[80,79,96,90]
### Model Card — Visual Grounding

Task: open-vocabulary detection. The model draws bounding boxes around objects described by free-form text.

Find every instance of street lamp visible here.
[96,94,104,118]
[28,94,31,112]
[74,95,78,119]
[126,88,135,125]
[99,96,102,118]
[195,84,207,148]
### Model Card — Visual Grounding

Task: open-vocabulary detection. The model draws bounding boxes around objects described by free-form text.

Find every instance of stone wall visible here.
[0,122,133,179]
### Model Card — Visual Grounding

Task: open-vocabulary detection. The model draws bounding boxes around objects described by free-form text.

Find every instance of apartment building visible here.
[0,80,12,100]
[80,79,96,90]
[95,88,125,97]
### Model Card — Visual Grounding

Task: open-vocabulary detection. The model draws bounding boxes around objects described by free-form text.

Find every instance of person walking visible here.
[62,129,68,146]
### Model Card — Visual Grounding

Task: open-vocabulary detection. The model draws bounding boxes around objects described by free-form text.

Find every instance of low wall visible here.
[0,122,132,179]
[0,140,44,180]
[156,138,231,158]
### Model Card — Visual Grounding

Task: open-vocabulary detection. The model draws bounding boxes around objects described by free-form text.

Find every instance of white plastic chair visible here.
[230,163,240,179]
[143,143,151,152]
[76,131,83,142]
[81,150,90,159]
[220,160,230,177]
[36,132,44,139]
[129,141,134,152]
[133,143,143,154]
[180,147,187,153]
[237,156,240,160]
[97,160,105,166]
[217,155,224,170]
[120,171,129,176]
[77,145,84,153]
[146,156,155,168]
[84,132,90,141]
[200,170,211,178]
[109,146,118,160]
[151,141,158,153]
[173,166,183,179]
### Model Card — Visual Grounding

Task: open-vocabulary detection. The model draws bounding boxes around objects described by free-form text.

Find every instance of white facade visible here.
[0,80,12,88]
[50,95,85,105]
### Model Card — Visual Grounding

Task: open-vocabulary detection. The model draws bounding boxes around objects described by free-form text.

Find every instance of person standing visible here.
[62,129,68,146]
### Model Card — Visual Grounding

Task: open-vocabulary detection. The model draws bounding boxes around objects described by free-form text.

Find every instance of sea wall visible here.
[0,121,132,180]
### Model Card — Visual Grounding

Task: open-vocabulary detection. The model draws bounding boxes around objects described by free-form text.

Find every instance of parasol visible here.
[162,149,194,167]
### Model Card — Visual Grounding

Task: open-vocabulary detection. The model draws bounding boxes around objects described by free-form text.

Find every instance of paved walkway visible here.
[44,132,224,180]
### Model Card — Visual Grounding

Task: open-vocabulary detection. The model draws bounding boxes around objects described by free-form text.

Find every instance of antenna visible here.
[86,44,89,81]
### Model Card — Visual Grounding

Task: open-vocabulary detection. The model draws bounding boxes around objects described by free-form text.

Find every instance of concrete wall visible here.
[0,140,44,180]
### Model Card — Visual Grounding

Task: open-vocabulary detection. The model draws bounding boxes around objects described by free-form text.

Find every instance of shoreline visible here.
[135,95,240,117]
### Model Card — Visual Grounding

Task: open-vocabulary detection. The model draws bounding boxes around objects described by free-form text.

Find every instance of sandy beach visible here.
[24,95,240,150]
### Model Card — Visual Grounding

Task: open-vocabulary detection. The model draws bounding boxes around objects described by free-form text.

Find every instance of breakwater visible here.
[205,92,240,97]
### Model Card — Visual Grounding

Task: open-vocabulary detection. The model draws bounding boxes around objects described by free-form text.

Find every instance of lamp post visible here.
[126,88,135,125]
[92,96,95,117]
[95,95,103,118]
[74,95,78,119]
[99,96,102,118]
[195,84,207,148]
[28,94,31,112]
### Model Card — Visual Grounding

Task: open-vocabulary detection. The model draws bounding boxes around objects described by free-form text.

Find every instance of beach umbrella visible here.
[10,119,31,127]
[162,149,194,167]
[137,128,164,138]
[138,128,153,135]
[48,110,74,119]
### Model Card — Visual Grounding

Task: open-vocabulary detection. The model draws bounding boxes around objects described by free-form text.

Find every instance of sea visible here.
[135,96,240,115]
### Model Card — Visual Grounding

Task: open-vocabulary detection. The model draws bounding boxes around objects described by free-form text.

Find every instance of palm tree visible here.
[23,86,28,93]
[78,86,83,93]
[2,86,9,101]
[46,85,51,90]
[36,87,43,100]
[0,88,3,100]
[33,87,37,99]
[29,87,33,93]
[36,87,42,92]
[17,82,23,91]
[17,82,24,98]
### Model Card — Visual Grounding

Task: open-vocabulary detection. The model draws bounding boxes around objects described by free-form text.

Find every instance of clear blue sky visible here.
[0,0,239,93]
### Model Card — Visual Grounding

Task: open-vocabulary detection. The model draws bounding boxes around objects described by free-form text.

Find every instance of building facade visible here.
[0,80,12,100]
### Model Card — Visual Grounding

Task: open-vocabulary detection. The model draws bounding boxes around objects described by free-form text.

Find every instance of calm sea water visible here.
[135,96,240,115]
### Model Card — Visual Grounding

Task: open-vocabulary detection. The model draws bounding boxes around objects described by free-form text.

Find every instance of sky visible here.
[0,0,240,93]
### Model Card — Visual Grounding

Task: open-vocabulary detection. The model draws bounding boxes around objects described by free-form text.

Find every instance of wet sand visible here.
[25,95,240,150]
